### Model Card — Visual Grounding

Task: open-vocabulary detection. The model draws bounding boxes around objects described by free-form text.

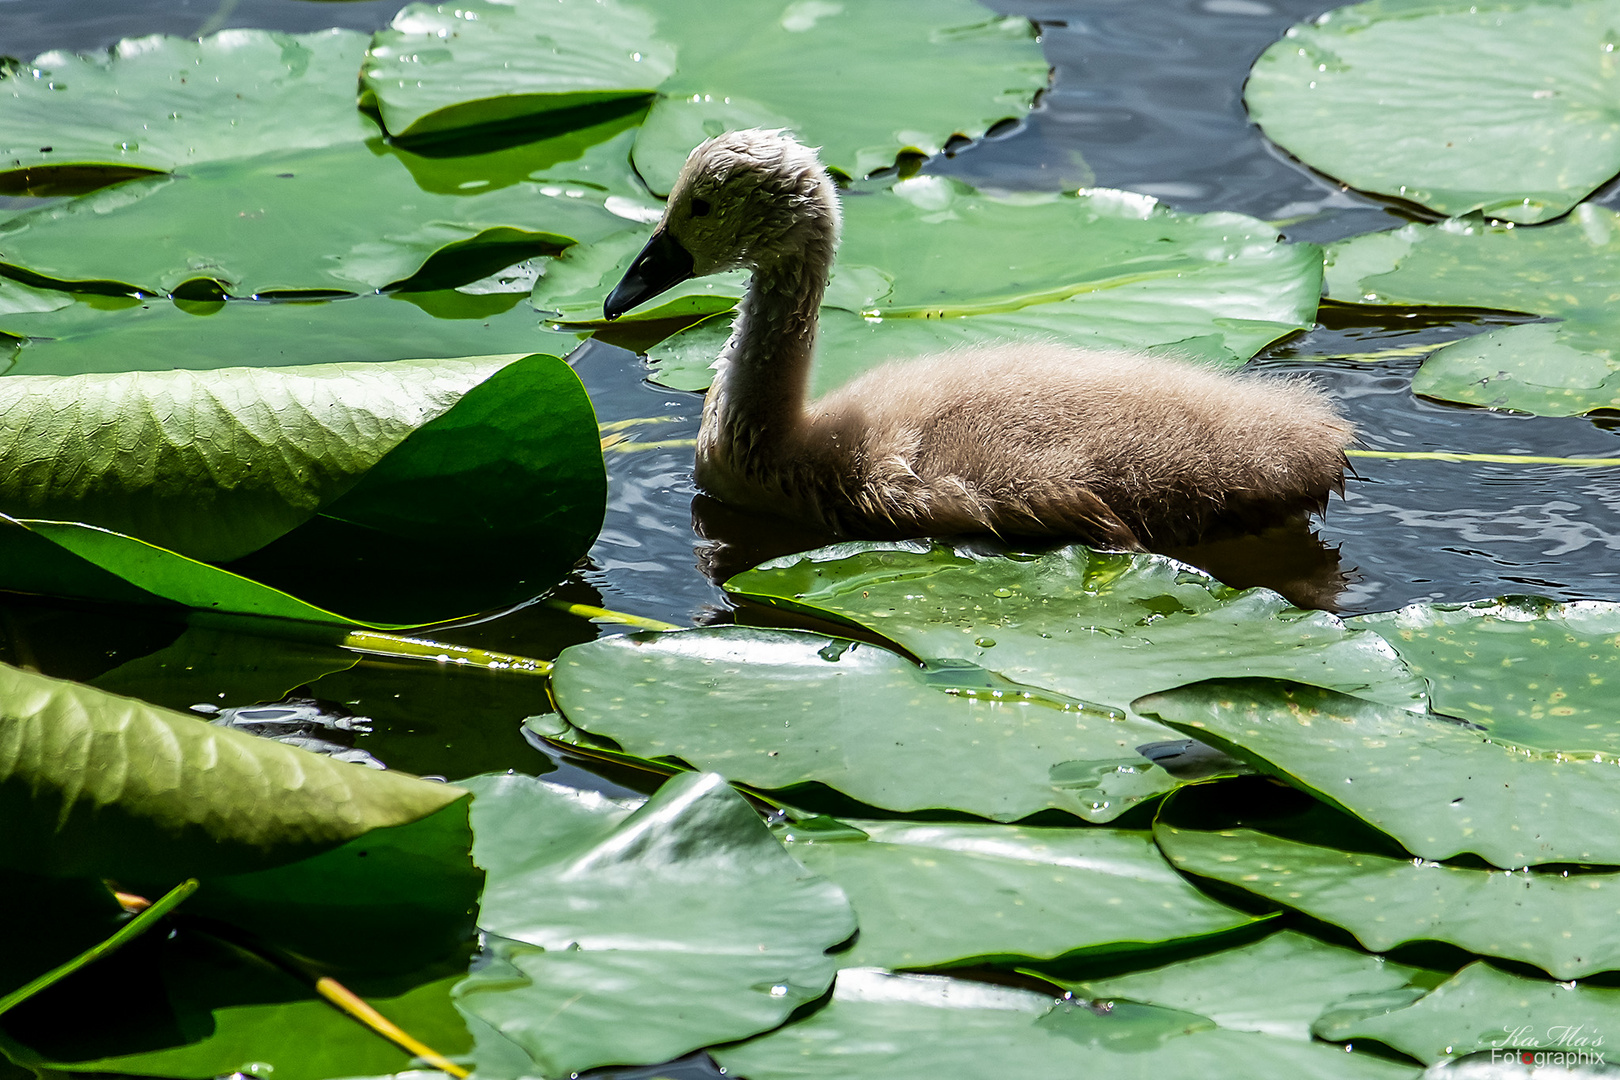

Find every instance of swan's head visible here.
[604,129,840,319]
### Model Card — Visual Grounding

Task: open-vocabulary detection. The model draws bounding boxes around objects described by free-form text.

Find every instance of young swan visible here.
[604,129,1354,550]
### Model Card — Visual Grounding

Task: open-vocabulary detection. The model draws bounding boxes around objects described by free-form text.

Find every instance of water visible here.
[3,0,1620,776]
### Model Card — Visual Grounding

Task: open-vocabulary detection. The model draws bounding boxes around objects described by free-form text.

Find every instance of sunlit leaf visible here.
[360,0,1046,191]
[1247,0,1620,224]
[548,625,1178,823]
[713,968,1418,1080]
[0,29,374,193]
[1138,679,1620,867]
[0,661,467,882]
[0,291,580,378]
[1353,597,1620,756]
[1047,931,1430,1041]
[1314,961,1620,1065]
[1323,207,1620,416]
[725,542,1423,821]
[777,819,1262,970]
[643,182,1323,393]
[455,771,855,1077]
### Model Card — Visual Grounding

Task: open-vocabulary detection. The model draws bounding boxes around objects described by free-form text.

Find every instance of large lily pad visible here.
[1315,961,1620,1065]
[0,137,630,297]
[0,29,374,193]
[1051,931,1430,1041]
[777,819,1262,970]
[548,626,1181,823]
[727,542,1425,726]
[1323,208,1620,416]
[361,0,1047,190]
[644,182,1325,394]
[713,968,1418,1080]
[0,352,605,625]
[0,661,467,882]
[1246,0,1620,224]
[0,291,580,378]
[1138,679,1620,867]
[1155,811,1620,979]
[1353,597,1620,757]
[455,771,856,1077]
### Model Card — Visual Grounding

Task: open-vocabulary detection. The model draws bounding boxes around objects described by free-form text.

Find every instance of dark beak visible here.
[603,229,695,320]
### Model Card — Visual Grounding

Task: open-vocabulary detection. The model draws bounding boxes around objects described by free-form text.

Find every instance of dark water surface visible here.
[3,0,1620,778]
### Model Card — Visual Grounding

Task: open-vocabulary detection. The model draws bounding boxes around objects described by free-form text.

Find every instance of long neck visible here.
[702,215,837,465]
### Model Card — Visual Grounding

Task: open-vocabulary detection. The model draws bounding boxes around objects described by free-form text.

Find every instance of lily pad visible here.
[360,0,1047,190]
[1246,0,1620,224]
[1315,961,1620,1065]
[1137,679,1620,867]
[1050,931,1430,1041]
[0,661,467,882]
[726,541,1425,730]
[647,181,1325,393]
[1155,808,1620,979]
[0,137,630,297]
[713,968,1418,1080]
[0,29,374,193]
[777,819,1262,970]
[547,625,1180,824]
[0,291,581,378]
[455,771,856,1078]
[1323,207,1620,416]
[1353,597,1620,757]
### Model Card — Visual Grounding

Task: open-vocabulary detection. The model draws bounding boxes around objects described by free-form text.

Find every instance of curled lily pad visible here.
[360,0,1046,189]
[0,291,580,378]
[727,541,1425,723]
[713,968,1418,1080]
[0,661,467,882]
[456,771,856,1077]
[0,29,374,194]
[777,819,1263,971]
[1323,207,1620,416]
[1049,931,1431,1041]
[1315,961,1620,1065]
[1155,806,1620,979]
[1247,0,1620,224]
[647,182,1324,393]
[1138,679,1620,868]
[547,625,1178,823]
[1352,597,1620,757]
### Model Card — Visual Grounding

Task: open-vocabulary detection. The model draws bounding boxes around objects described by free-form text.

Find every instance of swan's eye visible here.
[691,197,712,218]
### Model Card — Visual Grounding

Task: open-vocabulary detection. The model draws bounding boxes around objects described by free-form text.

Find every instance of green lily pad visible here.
[0,352,605,626]
[360,0,1046,191]
[726,541,1425,732]
[1315,961,1620,1065]
[1137,679,1620,868]
[531,227,747,324]
[713,968,1419,1080]
[360,0,673,143]
[0,136,631,297]
[647,181,1324,393]
[0,29,375,193]
[1049,931,1430,1041]
[1353,597,1620,757]
[0,661,467,882]
[1323,207,1620,416]
[1246,0,1620,224]
[1155,807,1620,979]
[0,278,71,318]
[777,819,1262,970]
[455,771,856,1078]
[547,625,1180,823]
[0,291,581,378]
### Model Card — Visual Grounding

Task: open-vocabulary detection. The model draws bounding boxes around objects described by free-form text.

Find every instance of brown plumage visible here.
[605,129,1353,551]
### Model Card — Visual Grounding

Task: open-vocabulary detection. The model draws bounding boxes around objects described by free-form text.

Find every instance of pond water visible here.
[3,0,1619,780]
